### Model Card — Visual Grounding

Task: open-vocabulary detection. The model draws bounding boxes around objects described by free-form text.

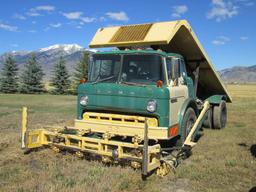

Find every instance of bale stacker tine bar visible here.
[142,118,149,177]
[183,101,210,147]
[21,107,28,149]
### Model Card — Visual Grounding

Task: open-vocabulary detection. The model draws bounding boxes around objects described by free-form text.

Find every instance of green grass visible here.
[0,85,255,192]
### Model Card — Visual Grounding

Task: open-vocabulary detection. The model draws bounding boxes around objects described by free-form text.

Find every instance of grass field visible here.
[0,85,255,192]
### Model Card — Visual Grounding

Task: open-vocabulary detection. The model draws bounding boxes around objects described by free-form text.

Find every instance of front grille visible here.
[83,112,158,127]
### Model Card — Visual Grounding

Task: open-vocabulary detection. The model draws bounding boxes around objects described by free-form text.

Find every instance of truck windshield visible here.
[89,54,164,84]
[89,54,121,83]
[121,55,164,85]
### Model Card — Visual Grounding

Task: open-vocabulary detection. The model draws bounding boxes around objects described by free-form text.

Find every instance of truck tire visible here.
[203,108,212,128]
[181,107,197,143]
[213,100,227,129]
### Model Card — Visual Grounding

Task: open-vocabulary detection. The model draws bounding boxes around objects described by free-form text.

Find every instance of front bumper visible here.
[75,119,169,140]
[75,111,169,139]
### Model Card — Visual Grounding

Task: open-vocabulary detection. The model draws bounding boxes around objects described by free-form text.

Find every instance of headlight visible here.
[146,100,157,113]
[80,96,88,106]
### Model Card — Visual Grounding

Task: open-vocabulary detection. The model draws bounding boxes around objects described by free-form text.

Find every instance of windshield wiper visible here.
[120,81,146,87]
[92,75,115,84]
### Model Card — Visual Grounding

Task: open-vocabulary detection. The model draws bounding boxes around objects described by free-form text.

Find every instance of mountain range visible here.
[0,44,93,79]
[219,65,256,83]
[0,44,255,83]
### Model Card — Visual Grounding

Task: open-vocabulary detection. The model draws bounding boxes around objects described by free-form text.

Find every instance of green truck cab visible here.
[76,49,226,144]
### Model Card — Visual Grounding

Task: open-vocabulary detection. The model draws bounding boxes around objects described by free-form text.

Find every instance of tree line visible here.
[0,52,89,94]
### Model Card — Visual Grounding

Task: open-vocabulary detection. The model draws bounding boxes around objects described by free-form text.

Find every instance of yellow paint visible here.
[83,112,158,127]
[25,127,162,174]
[21,107,27,149]
[75,119,169,140]
[183,101,210,147]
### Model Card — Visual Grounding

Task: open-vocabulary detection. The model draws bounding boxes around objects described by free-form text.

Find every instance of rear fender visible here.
[207,95,227,106]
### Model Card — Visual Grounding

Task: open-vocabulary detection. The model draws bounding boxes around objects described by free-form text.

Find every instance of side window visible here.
[166,57,180,81]
[166,58,172,80]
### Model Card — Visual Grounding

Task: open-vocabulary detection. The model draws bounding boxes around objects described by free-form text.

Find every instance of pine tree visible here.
[0,55,19,93]
[50,56,70,94]
[70,52,89,94]
[73,52,89,84]
[20,53,45,93]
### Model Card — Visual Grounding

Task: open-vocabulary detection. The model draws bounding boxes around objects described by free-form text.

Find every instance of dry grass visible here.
[0,85,255,192]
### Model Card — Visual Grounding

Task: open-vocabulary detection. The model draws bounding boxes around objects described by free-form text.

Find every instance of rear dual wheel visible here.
[203,100,227,129]
[213,100,227,129]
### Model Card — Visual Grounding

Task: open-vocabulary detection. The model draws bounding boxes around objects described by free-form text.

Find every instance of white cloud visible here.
[106,11,129,21]
[235,0,254,6]
[99,16,106,21]
[171,5,188,17]
[13,14,26,20]
[212,35,230,45]
[240,36,248,40]
[11,44,19,47]
[0,23,18,32]
[207,0,238,22]
[28,30,37,33]
[50,23,62,28]
[81,17,96,23]
[62,12,96,24]
[34,5,55,12]
[63,12,83,19]
[245,2,254,6]
[26,12,41,17]
[26,5,55,17]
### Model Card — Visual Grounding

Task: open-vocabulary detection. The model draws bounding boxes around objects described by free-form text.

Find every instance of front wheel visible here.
[181,107,197,143]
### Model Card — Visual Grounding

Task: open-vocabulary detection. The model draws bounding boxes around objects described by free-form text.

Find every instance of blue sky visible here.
[0,0,255,70]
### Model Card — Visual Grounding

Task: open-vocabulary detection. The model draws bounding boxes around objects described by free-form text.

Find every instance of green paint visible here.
[77,82,170,127]
[76,50,225,140]
[207,95,226,104]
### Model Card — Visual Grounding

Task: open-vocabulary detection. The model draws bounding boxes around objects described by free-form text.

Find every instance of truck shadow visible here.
[249,186,256,192]
[250,144,256,157]
[237,143,256,158]
[194,132,204,142]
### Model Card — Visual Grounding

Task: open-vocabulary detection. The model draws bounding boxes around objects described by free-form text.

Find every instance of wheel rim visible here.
[186,117,195,136]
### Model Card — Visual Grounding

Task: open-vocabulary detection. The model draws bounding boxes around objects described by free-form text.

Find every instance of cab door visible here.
[166,57,189,126]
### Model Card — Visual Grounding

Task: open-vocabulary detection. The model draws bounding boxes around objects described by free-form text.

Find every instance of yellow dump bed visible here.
[89,20,231,102]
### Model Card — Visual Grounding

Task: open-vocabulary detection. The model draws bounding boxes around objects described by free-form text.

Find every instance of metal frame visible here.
[21,101,210,177]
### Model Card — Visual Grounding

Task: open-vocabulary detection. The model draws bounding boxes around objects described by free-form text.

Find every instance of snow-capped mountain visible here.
[0,44,93,79]
[39,44,83,54]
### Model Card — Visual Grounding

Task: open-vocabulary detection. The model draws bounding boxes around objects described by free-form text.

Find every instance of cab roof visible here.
[93,49,183,58]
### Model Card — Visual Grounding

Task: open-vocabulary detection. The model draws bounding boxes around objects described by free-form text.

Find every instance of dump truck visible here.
[21,20,231,178]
